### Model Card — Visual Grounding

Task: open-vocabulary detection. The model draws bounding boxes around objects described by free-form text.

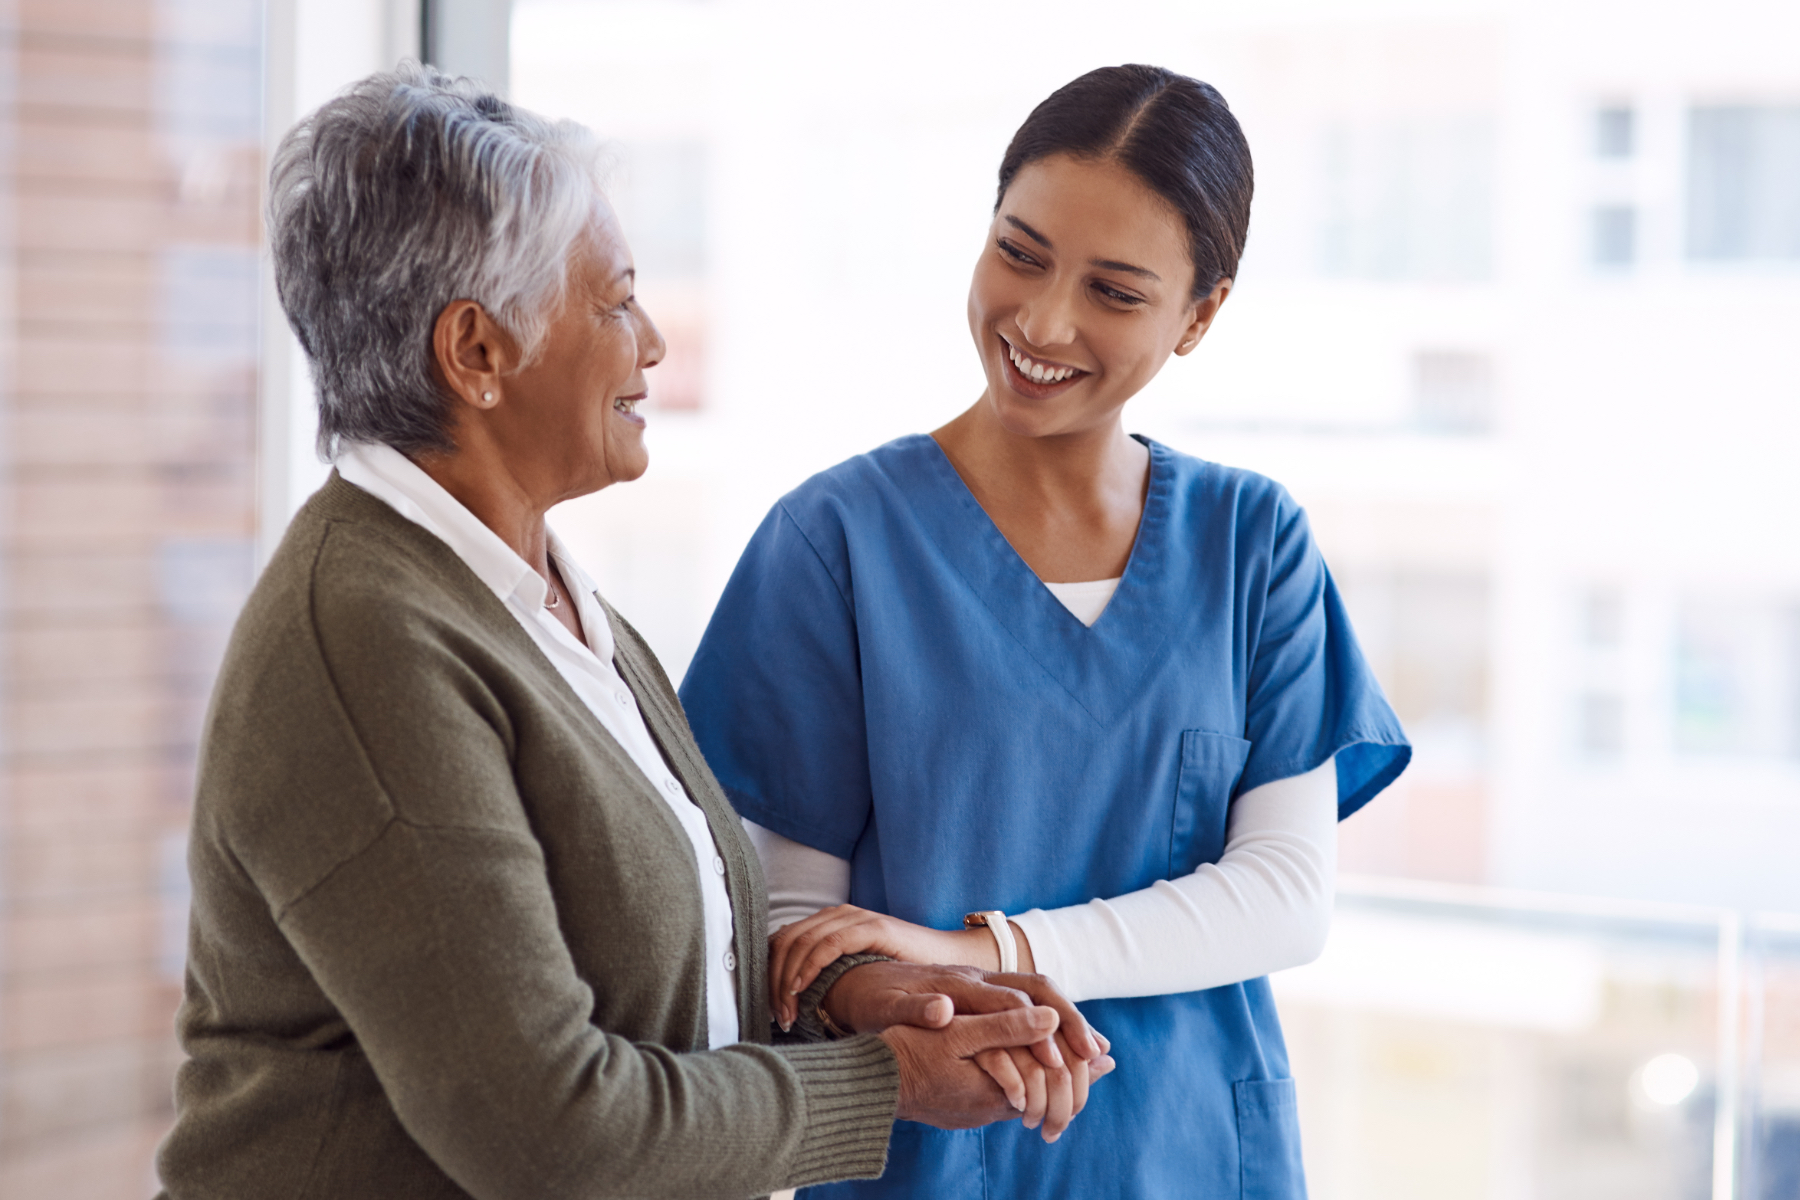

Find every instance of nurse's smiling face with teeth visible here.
[967,152,1231,441]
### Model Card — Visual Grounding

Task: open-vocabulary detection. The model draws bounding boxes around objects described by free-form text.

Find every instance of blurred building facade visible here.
[0,0,262,1193]
[0,0,492,1194]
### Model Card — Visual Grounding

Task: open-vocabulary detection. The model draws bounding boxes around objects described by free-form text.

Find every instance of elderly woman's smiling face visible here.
[437,199,665,506]
[503,203,663,496]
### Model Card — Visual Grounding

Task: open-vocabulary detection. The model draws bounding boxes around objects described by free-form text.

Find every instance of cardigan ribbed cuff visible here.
[791,953,893,1043]
[777,1034,900,1187]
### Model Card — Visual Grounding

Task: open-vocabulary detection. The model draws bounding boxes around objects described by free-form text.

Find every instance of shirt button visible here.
[712,856,726,876]
[663,778,681,795]
[615,690,631,707]
[723,950,737,971]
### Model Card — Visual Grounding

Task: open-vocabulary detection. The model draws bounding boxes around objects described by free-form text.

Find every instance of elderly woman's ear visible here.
[432,299,519,412]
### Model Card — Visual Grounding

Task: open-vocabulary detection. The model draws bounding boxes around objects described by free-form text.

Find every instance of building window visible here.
[1317,117,1496,281]
[1582,587,1625,649]
[1686,105,1800,262]
[1412,351,1495,434]
[1789,607,1800,759]
[1578,692,1626,756]
[1596,106,1635,158]
[1673,599,1797,757]
[1675,604,1746,753]
[1571,587,1628,759]
[1342,569,1492,745]
[1593,205,1636,267]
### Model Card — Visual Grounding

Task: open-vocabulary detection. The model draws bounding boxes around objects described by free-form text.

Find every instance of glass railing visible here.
[1744,915,1800,1200]
[1276,876,1798,1200]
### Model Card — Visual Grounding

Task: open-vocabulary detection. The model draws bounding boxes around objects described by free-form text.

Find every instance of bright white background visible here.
[506,0,1800,913]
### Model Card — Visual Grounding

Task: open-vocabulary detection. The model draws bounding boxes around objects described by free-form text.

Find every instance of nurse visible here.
[680,65,1410,1198]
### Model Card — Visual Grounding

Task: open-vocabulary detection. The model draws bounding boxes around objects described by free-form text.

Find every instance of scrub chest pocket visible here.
[1168,730,1252,878]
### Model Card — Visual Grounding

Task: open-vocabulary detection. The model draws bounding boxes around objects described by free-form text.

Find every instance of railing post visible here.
[1714,912,1742,1200]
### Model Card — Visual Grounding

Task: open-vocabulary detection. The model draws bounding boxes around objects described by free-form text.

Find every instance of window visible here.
[1593,205,1636,267]
[1579,692,1626,756]
[1687,105,1800,262]
[1596,105,1636,158]
[1582,587,1626,649]
[1572,587,1628,759]
[1790,607,1800,759]
[1340,570,1491,742]
[1412,351,1496,434]
[1673,599,1797,756]
[1317,117,1496,281]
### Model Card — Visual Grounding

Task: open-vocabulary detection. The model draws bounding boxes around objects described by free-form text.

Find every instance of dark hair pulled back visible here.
[997,64,1253,299]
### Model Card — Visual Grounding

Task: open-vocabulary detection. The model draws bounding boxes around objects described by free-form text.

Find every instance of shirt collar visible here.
[550,532,616,663]
[335,443,615,661]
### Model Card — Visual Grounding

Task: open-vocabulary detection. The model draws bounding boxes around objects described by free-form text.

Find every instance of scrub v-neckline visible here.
[895,433,1180,728]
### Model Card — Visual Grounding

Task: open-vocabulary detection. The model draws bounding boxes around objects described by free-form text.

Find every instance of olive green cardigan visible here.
[156,474,898,1199]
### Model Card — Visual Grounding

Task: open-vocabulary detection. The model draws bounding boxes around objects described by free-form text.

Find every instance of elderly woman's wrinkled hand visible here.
[879,1005,1057,1131]
[822,961,1114,1142]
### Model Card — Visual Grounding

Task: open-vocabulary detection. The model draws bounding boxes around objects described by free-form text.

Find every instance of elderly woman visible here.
[153,66,1110,1200]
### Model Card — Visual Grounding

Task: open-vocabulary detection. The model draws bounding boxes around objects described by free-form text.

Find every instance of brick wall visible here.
[0,1,261,1195]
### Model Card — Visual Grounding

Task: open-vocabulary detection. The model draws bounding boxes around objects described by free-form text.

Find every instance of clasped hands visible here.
[781,911,1115,1143]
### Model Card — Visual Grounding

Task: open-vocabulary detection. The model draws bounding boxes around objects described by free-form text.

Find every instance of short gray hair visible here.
[268,63,605,457]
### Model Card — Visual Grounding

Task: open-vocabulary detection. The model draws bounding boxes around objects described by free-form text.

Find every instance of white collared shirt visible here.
[335,443,740,1049]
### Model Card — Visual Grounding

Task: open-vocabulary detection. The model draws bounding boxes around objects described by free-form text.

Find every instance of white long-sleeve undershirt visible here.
[745,756,1337,1004]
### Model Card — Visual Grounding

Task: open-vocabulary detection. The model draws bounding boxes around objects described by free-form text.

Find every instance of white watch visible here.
[963,909,1018,973]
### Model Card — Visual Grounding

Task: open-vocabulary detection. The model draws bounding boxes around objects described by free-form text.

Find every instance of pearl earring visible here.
[482,391,494,403]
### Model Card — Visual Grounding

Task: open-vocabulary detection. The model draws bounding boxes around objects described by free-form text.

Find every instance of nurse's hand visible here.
[972,1026,1114,1142]
[771,904,1038,1029]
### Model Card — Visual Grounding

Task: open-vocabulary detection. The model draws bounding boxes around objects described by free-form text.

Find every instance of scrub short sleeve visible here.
[679,504,872,860]
[1239,496,1410,819]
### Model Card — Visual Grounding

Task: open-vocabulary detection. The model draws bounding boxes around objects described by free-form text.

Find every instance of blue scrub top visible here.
[681,434,1409,1200]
